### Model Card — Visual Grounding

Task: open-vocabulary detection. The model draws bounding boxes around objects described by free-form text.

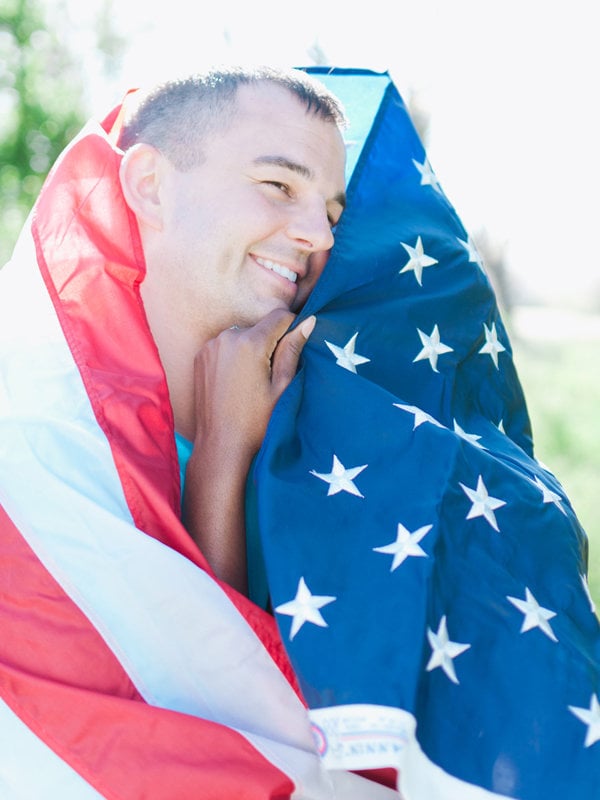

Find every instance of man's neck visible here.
[140,269,206,442]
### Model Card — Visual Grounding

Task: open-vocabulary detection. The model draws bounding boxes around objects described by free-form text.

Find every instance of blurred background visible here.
[1,0,598,603]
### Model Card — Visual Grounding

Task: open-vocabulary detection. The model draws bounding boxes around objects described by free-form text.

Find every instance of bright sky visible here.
[60,0,599,309]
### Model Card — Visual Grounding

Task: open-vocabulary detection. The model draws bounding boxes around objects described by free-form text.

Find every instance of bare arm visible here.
[182,309,315,595]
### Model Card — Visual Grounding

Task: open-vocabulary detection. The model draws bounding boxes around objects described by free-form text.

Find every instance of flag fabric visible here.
[247,68,600,799]
[0,97,398,798]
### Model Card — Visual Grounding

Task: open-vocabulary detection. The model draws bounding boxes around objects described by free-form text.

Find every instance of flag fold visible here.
[0,94,397,799]
[247,67,600,800]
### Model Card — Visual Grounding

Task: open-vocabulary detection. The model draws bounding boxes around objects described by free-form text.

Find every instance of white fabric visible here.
[0,231,398,799]
[0,698,103,800]
[310,704,513,799]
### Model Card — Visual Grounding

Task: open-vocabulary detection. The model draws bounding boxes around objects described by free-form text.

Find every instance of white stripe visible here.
[0,230,350,798]
[0,698,103,799]
[310,704,514,800]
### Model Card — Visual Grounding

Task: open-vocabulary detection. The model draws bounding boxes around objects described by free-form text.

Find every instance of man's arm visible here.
[182,309,315,595]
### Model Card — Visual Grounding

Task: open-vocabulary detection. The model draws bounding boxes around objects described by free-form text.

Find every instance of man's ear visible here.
[119,143,165,231]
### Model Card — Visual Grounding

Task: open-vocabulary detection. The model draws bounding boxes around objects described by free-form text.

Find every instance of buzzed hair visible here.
[117,66,347,172]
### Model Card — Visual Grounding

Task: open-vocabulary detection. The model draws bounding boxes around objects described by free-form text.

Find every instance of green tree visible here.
[0,0,85,265]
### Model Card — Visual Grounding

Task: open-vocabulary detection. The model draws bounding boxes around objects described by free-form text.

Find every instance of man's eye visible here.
[264,181,291,195]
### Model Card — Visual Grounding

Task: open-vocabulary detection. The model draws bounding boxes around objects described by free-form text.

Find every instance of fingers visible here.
[218,307,316,398]
[240,308,295,354]
[271,315,316,393]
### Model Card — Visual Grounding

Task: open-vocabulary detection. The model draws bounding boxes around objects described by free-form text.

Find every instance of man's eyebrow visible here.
[253,155,346,209]
[254,155,312,180]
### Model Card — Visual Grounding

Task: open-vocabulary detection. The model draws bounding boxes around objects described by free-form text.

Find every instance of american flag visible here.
[1,66,598,799]
[247,68,600,798]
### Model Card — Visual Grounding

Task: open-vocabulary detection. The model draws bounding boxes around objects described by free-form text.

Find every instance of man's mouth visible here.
[255,257,298,284]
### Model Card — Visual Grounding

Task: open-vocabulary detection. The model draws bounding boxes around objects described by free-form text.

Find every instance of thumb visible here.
[271,315,316,394]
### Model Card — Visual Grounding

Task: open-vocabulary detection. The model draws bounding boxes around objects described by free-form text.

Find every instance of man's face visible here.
[158,82,347,336]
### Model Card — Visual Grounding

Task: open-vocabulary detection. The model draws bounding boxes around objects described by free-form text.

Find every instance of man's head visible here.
[118,66,346,172]
[117,66,347,342]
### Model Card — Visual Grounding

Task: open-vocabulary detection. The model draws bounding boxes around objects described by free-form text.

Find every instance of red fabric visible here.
[0,504,141,699]
[0,110,304,797]
[31,116,302,692]
[354,768,399,790]
[0,506,296,797]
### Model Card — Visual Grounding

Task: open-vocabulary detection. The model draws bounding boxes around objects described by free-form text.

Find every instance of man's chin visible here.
[236,299,293,328]
[290,292,310,314]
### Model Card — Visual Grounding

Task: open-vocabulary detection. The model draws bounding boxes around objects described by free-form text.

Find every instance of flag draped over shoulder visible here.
[248,68,600,799]
[0,99,398,798]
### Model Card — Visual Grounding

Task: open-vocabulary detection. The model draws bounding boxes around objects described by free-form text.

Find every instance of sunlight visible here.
[58,0,600,309]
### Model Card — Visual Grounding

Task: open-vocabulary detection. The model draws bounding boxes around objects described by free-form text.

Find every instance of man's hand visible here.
[190,308,315,460]
[183,309,316,595]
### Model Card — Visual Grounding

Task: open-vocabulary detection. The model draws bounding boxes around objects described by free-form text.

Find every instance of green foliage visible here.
[512,333,600,609]
[0,0,85,264]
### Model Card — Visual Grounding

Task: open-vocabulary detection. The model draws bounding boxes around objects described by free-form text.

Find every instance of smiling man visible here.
[116,69,347,595]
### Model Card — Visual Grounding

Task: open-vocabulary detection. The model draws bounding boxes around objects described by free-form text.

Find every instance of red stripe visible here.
[0,504,296,797]
[0,504,141,698]
[1,111,309,794]
[32,130,187,558]
[31,119,302,695]
[2,668,296,799]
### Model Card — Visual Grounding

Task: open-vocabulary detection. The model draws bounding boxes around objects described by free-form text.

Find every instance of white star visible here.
[393,403,443,429]
[507,587,558,642]
[373,522,433,571]
[454,420,485,449]
[426,615,471,684]
[569,694,600,747]
[581,574,596,615]
[532,475,566,515]
[325,333,370,374]
[399,236,439,286]
[412,156,442,193]
[457,235,485,271]
[310,454,367,498]
[413,324,454,373]
[478,322,506,369]
[460,475,506,532]
[275,577,336,641]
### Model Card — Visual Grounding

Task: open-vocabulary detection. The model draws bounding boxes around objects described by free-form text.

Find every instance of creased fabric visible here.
[0,103,396,799]
[248,68,600,800]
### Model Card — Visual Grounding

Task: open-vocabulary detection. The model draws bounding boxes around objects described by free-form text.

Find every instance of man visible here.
[116,68,347,595]
[0,67,395,798]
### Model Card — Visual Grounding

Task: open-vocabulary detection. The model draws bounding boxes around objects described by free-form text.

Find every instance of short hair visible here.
[117,65,347,172]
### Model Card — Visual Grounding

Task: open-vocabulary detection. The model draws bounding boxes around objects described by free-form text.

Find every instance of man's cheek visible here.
[309,249,331,285]
[293,251,330,312]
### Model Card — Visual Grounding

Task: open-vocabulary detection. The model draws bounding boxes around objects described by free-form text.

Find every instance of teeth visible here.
[256,257,297,283]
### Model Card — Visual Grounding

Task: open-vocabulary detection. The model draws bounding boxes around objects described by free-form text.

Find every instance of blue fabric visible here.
[246,68,600,798]
[175,432,194,497]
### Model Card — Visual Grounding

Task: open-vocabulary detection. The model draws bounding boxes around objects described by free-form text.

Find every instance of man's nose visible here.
[285,200,334,252]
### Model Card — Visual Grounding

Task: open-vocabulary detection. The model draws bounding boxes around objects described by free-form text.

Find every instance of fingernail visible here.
[299,315,316,339]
